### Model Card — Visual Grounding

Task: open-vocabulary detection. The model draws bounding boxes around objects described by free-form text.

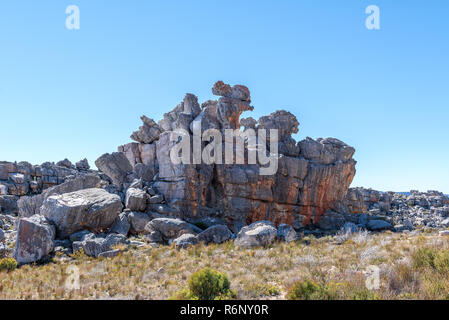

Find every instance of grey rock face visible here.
[277,223,297,242]
[125,187,147,211]
[95,152,133,186]
[0,228,4,242]
[197,225,233,244]
[367,220,392,231]
[13,215,55,264]
[173,233,198,249]
[40,188,122,238]
[146,218,202,241]
[234,221,277,248]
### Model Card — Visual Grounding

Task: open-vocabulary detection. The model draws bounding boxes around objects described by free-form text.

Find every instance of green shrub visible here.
[0,258,18,272]
[189,268,233,300]
[171,268,236,300]
[287,280,327,300]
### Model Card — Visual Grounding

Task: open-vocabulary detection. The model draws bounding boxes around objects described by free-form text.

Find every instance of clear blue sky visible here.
[0,1,448,193]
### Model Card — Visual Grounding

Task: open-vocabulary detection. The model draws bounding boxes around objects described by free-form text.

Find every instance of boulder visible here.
[95,152,133,186]
[197,225,233,244]
[234,221,277,248]
[173,234,198,249]
[40,188,122,238]
[57,159,72,168]
[367,220,392,231]
[18,174,102,218]
[0,228,4,242]
[125,187,148,211]
[277,224,297,242]
[13,215,55,264]
[318,211,346,231]
[75,158,90,171]
[128,211,152,234]
[146,218,202,241]
[109,213,130,236]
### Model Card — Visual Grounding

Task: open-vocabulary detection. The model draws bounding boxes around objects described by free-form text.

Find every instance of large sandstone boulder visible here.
[13,215,55,264]
[95,152,133,186]
[234,221,277,248]
[40,188,122,238]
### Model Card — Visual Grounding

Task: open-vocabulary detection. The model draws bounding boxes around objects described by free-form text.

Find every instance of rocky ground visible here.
[1,81,448,300]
